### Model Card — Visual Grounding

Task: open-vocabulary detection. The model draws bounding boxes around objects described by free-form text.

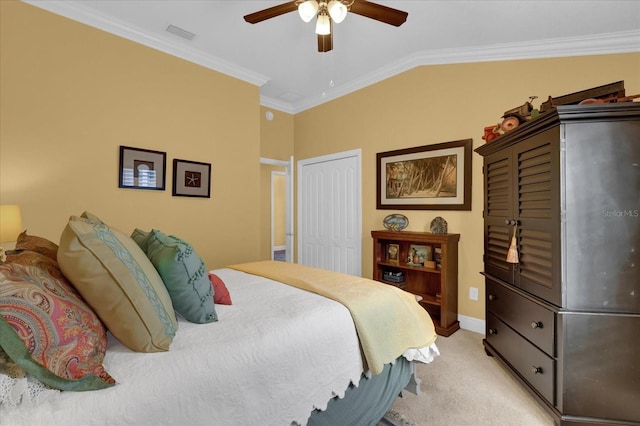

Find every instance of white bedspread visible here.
[2,268,367,426]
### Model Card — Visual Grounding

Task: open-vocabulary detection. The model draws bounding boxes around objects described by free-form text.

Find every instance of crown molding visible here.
[23,0,270,87]
[260,95,296,115]
[287,29,640,113]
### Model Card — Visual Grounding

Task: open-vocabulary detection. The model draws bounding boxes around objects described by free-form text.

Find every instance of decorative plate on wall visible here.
[383,214,409,232]
[430,216,448,234]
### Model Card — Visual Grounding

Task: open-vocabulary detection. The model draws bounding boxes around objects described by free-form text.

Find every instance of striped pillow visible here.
[58,214,177,352]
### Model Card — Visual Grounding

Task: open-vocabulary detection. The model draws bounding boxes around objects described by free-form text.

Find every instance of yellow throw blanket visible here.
[228,261,437,375]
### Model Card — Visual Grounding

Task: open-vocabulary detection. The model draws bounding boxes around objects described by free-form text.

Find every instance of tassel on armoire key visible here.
[506,226,519,264]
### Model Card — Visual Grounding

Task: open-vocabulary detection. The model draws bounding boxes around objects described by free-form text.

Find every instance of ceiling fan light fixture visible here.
[327,1,347,23]
[298,0,319,23]
[315,11,331,35]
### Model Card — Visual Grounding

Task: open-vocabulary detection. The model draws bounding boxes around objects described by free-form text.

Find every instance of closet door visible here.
[298,149,362,276]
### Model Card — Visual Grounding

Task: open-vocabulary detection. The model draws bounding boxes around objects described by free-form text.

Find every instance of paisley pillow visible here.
[0,263,115,391]
[6,250,64,280]
[14,231,58,261]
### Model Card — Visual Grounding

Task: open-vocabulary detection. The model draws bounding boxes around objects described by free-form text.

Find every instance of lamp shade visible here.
[298,0,319,23]
[0,205,23,243]
[328,1,347,23]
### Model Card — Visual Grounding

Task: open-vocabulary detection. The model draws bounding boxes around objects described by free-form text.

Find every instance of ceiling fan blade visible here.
[244,1,298,24]
[317,27,333,52]
[349,0,408,26]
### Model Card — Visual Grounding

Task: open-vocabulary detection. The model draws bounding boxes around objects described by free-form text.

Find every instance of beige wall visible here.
[293,53,640,320]
[0,2,262,269]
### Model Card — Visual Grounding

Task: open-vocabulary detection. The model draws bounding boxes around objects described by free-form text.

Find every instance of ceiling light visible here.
[315,11,331,35]
[298,0,319,22]
[327,1,347,23]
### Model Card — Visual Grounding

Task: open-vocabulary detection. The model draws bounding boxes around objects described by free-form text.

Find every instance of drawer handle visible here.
[488,328,498,335]
[531,366,543,375]
[530,321,542,329]
[488,294,497,301]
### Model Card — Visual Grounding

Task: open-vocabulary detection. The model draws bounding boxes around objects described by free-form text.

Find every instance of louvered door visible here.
[514,128,561,306]
[484,150,514,284]
[484,128,561,305]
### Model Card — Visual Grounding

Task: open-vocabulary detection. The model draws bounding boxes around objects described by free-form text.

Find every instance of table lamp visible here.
[0,205,23,262]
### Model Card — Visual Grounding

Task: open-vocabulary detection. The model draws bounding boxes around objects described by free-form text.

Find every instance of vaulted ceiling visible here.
[27,1,640,113]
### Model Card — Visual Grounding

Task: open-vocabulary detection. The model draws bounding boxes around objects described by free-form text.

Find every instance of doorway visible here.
[261,156,293,262]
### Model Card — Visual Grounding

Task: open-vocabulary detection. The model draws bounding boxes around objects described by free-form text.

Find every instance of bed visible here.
[0,212,439,426]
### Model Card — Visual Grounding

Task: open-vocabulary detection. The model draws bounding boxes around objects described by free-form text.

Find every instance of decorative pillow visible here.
[132,229,217,324]
[14,231,58,261]
[81,211,106,225]
[6,250,65,280]
[0,263,115,391]
[57,213,177,352]
[209,273,232,305]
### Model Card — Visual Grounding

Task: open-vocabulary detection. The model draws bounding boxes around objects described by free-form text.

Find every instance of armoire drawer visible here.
[486,313,554,404]
[486,278,555,355]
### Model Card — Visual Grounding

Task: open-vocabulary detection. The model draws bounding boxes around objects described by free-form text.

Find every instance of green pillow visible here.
[132,229,217,324]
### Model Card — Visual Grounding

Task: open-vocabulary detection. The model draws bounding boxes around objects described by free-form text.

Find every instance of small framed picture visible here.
[118,146,166,190]
[172,159,211,198]
[386,243,400,264]
[407,244,431,266]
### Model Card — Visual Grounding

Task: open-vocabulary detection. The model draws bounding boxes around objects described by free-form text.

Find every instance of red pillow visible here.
[208,273,232,305]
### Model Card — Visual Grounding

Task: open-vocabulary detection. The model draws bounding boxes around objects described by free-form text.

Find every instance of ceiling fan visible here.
[244,0,408,52]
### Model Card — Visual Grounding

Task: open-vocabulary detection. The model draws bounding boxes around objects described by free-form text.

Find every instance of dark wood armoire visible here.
[475,103,640,425]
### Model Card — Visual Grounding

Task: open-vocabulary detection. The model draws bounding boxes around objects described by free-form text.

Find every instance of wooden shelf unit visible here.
[371,230,460,336]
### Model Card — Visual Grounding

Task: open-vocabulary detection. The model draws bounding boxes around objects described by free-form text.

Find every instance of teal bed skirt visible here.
[307,357,414,426]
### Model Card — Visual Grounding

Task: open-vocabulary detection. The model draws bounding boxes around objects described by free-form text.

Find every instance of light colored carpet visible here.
[378,410,416,426]
[389,329,555,426]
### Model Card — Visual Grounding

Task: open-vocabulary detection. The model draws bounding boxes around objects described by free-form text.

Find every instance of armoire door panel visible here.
[484,150,514,284]
[514,129,561,306]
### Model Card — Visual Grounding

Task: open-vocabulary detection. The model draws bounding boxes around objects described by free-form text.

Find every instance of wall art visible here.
[119,145,166,190]
[172,159,211,198]
[377,139,472,210]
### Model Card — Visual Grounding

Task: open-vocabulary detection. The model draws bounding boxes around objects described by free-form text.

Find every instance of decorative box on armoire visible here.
[475,103,640,426]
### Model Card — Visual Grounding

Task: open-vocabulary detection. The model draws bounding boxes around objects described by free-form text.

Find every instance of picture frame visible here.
[172,159,211,198]
[377,139,472,210]
[119,145,166,190]
[386,243,400,264]
[407,244,431,267]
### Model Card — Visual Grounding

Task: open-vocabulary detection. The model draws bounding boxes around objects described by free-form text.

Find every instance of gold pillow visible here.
[58,214,177,352]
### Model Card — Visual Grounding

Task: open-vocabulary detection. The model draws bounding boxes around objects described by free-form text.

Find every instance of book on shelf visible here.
[383,270,404,283]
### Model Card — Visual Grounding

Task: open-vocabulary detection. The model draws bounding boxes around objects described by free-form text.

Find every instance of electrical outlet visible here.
[469,287,479,301]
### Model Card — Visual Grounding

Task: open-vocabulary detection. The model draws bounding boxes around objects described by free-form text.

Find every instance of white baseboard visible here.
[459,315,485,335]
